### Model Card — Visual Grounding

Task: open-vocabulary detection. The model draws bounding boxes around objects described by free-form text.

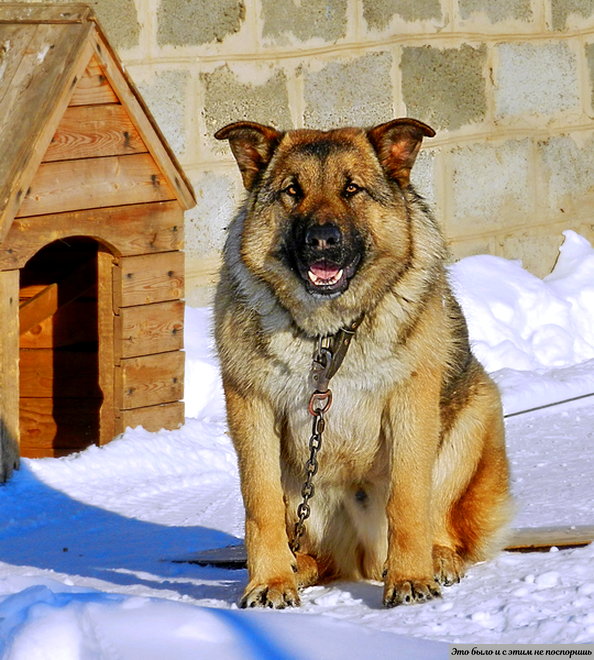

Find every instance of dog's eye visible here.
[283,183,300,198]
[344,182,361,197]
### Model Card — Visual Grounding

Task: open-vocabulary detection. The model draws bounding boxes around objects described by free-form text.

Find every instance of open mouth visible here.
[302,257,359,297]
[308,261,345,288]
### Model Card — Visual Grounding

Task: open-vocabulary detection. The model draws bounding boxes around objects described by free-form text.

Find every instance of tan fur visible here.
[214,119,513,609]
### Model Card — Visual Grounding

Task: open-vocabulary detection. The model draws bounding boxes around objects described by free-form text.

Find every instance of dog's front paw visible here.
[240,578,300,609]
[433,545,465,586]
[383,578,441,607]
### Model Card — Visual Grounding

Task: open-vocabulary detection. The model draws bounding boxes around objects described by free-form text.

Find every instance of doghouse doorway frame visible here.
[18,237,117,458]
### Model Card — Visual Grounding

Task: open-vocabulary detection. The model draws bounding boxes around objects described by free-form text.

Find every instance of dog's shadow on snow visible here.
[0,463,246,603]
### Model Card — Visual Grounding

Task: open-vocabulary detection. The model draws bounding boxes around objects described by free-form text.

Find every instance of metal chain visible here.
[290,337,333,555]
[289,318,362,556]
[290,391,330,554]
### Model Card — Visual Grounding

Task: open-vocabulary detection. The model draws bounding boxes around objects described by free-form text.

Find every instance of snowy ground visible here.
[0,231,593,658]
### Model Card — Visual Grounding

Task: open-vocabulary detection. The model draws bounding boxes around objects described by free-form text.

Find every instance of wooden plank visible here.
[69,55,119,106]
[0,270,21,479]
[506,526,594,552]
[16,153,176,219]
[92,32,196,210]
[172,526,594,567]
[97,249,116,446]
[116,401,184,435]
[43,104,147,162]
[19,397,100,459]
[0,202,184,270]
[0,21,95,241]
[0,4,93,23]
[19,258,96,335]
[117,299,184,359]
[19,283,58,335]
[116,351,184,410]
[19,348,101,398]
[115,251,184,308]
[20,300,98,349]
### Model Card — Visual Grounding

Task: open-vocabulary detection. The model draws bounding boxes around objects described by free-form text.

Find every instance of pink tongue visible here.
[309,262,340,281]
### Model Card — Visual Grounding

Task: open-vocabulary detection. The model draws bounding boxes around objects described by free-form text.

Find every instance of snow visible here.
[0,230,593,657]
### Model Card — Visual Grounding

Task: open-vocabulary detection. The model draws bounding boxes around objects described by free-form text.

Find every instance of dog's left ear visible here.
[367,118,435,188]
[215,121,284,190]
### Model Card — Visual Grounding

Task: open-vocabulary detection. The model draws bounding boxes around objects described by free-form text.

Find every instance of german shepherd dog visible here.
[214,119,512,609]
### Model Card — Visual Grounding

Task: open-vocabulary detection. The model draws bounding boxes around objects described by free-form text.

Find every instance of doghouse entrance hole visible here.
[19,238,104,458]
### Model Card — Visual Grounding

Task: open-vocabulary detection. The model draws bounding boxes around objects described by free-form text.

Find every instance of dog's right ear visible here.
[215,122,284,190]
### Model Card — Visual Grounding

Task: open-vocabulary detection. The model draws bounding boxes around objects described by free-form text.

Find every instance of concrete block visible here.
[185,172,238,259]
[202,65,292,149]
[495,232,565,278]
[538,134,594,215]
[551,0,594,30]
[362,0,441,31]
[84,0,139,50]
[448,235,495,262]
[458,0,532,22]
[400,44,487,131]
[157,0,245,47]
[136,71,189,157]
[586,42,594,109]
[410,148,437,212]
[303,52,394,129]
[449,139,532,234]
[262,0,347,43]
[495,42,580,118]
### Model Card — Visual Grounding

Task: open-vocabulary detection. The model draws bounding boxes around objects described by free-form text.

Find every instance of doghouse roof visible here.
[0,3,195,243]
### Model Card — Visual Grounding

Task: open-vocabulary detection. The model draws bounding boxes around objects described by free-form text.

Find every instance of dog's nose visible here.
[304,223,342,250]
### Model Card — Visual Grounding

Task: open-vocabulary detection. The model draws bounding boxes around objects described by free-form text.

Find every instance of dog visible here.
[213,118,512,609]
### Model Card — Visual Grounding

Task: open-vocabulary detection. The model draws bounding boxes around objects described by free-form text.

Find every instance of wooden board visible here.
[69,55,119,106]
[0,202,184,270]
[116,299,184,359]
[43,104,147,162]
[0,4,93,22]
[115,251,184,308]
[172,526,594,567]
[92,32,196,211]
[19,396,100,458]
[116,401,185,435]
[19,348,102,398]
[116,350,184,410]
[19,300,97,349]
[16,153,176,218]
[506,525,594,551]
[97,250,116,446]
[0,20,95,240]
[0,270,21,468]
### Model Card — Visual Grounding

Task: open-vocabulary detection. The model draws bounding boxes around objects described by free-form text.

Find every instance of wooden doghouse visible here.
[0,4,195,462]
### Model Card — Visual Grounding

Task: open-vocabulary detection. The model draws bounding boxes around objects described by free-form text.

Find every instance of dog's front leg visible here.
[382,381,442,607]
[225,385,299,609]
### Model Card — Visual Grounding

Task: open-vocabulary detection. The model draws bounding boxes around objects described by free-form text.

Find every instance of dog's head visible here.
[216,119,435,333]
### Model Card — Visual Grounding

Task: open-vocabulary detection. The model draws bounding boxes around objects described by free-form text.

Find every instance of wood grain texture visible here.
[0,270,21,453]
[0,20,94,240]
[115,251,184,308]
[16,153,176,218]
[117,299,184,359]
[116,351,184,410]
[0,202,184,270]
[69,55,119,106]
[19,348,102,398]
[116,401,184,435]
[92,32,195,210]
[44,104,146,162]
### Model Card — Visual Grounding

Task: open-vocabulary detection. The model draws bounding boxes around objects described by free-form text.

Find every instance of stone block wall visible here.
[12,0,594,304]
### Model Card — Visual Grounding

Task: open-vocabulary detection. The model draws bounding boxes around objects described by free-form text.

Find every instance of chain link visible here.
[290,397,328,554]
[289,318,362,556]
